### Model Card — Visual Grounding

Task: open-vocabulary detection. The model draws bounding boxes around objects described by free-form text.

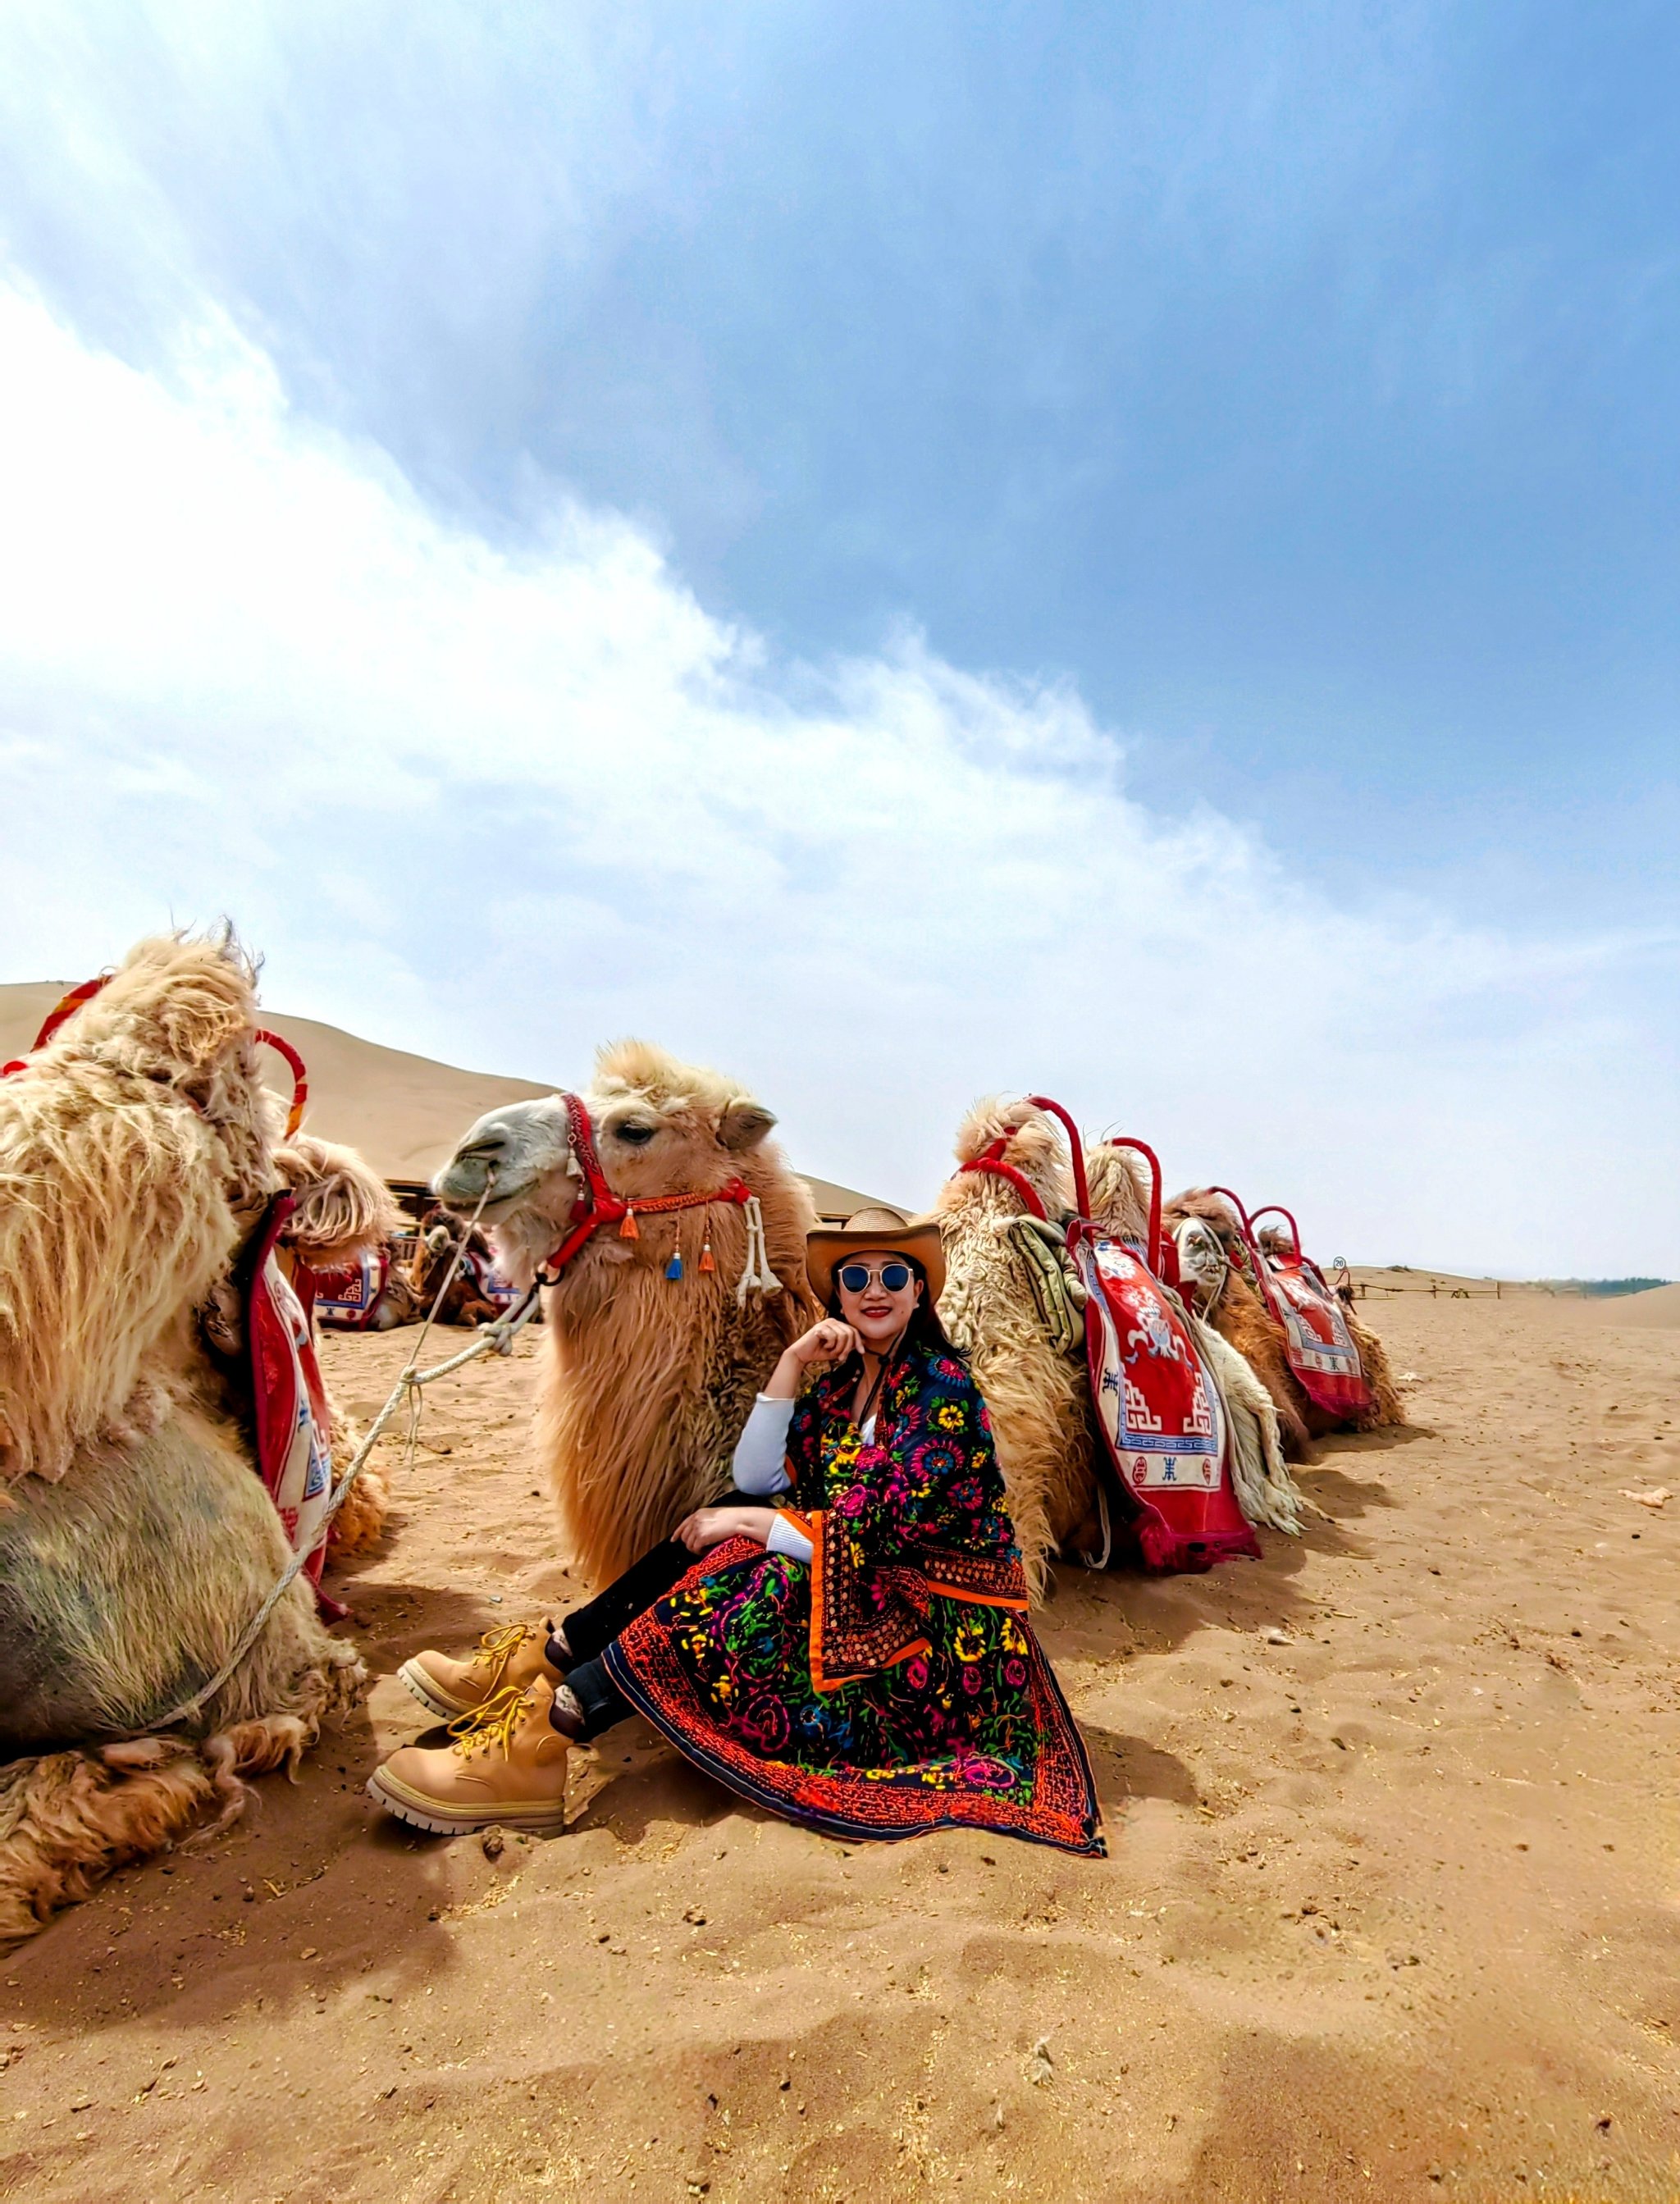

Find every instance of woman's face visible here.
[834,1248,923,1348]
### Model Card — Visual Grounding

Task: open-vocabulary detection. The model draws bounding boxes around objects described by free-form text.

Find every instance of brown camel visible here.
[0,935,365,1946]
[434,1040,818,1589]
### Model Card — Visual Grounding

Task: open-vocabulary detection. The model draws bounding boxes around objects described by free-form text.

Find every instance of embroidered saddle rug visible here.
[1076,1232,1260,1573]
[244,1198,335,1586]
[312,1245,393,1331]
[1258,1255,1373,1420]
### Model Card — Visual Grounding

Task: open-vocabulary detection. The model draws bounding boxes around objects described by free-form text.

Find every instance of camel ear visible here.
[717,1097,777,1152]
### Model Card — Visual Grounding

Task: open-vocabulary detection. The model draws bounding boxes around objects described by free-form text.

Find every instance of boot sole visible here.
[365,1767,570,1838]
[396,1659,477,1723]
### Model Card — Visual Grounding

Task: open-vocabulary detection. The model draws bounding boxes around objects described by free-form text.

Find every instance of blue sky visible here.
[0,2,1675,1269]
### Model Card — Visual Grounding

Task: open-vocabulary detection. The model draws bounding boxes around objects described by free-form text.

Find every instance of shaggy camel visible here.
[935,1099,1094,1598]
[0,936,364,1947]
[435,1040,817,1589]
[1166,1189,1403,1437]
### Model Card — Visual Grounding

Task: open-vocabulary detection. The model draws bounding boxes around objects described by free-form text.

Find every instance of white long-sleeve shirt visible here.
[729,1394,814,1562]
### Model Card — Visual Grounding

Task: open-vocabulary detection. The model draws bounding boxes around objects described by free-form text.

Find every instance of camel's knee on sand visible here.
[0,1741,221,1948]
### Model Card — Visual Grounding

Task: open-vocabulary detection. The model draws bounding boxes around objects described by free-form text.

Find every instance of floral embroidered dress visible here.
[602,1335,1103,1854]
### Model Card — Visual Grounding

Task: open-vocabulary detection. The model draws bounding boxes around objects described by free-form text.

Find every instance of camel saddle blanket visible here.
[1261,1258,1373,1419]
[313,1247,391,1331]
[462,1244,521,1312]
[1076,1234,1261,1574]
[245,1202,335,1584]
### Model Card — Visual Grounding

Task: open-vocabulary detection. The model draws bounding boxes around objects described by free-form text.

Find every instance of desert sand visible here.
[2,1287,1677,2202]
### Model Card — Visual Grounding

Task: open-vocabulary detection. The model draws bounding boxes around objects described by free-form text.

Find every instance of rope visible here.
[134,1180,541,1740]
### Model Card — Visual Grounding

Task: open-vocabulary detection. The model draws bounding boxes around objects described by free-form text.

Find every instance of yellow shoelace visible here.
[446,1682,536,1760]
[468,1621,535,1695]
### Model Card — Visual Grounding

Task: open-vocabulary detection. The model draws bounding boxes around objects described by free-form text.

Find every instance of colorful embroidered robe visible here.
[604,1335,1102,1855]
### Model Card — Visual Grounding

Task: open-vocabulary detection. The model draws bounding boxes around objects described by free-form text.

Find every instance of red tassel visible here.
[619,1209,639,1239]
[700,1237,716,1273]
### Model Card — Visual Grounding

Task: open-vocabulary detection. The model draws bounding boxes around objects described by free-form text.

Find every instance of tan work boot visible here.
[397,1619,560,1723]
[368,1682,572,1836]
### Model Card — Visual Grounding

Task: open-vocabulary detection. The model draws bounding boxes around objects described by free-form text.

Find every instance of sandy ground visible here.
[2,1293,1678,2203]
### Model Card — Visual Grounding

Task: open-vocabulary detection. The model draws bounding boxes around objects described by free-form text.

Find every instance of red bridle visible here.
[2,974,309,1137]
[533,1090,756,1285]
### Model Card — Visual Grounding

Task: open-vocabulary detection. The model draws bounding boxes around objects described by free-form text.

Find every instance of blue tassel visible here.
[665,1250,684,1280]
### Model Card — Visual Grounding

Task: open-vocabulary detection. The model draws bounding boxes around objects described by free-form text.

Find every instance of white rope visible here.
[136,1183,539,1739]
[734,1193,783,1303]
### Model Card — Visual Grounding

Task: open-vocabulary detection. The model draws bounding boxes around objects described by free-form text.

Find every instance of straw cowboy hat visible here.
[806,1204,946,1307]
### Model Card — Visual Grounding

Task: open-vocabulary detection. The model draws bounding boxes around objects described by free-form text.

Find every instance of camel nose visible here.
[434,1130,505,1202]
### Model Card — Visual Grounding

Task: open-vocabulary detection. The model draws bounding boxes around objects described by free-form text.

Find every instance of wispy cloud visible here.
[0,282,1673,1272]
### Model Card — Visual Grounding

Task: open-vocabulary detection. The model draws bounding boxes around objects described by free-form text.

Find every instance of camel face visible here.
[434,1096,578,1221]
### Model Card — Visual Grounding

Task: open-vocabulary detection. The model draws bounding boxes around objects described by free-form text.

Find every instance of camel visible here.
[0,935,365,1946]
[1166,1189,1403,1437]
[934,1102,1306,1595]
[410,1203,509,1328]
[434,1039,818,1589]
[934,1099,1095,1598]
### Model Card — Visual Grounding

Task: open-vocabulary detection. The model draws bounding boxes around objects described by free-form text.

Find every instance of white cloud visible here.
[0,281,1673,1274]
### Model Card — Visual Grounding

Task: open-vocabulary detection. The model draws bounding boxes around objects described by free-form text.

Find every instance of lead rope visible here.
[132,1177,542,1741]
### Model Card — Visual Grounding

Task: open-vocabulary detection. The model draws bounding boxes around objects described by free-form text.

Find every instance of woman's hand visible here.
[674,1504,776,1554]
[763,1317,860,1399]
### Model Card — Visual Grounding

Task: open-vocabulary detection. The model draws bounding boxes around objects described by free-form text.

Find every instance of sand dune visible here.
[2,1290,1677,2199]
[0,983,879,1216]
[1594,1280,1680,1328]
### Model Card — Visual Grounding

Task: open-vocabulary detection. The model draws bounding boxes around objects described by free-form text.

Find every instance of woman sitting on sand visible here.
[367,1207,1102,1856]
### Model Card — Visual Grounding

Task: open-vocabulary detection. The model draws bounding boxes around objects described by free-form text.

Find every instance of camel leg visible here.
[322,1396,392,1560]
[0,1740,226,1949]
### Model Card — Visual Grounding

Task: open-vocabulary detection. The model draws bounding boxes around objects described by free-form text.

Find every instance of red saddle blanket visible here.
[313,1246,391,1330]
[245,1201,335,1585]
[1260,1257,1373,1420]
[1076,1234,1260,1574]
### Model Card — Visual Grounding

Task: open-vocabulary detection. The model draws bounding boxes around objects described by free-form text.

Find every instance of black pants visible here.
[546,1491,759,1741]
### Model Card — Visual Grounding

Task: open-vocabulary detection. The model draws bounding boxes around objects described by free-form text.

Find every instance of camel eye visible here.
[615,1120,656,1146]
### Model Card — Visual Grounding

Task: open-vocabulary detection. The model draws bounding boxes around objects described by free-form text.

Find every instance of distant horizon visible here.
[3,972,1669,1289]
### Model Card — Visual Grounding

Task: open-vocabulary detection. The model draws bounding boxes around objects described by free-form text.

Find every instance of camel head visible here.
[1164,1187,1246,1260]
[0,930,287,1485]
[274,1134,401,1269]
[938,1097,1076,1223]
[1171,1215,1230,1312]
[434,1038,783,1288]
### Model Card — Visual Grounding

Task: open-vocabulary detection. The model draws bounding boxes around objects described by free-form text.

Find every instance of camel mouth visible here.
[431,1157,539,1216]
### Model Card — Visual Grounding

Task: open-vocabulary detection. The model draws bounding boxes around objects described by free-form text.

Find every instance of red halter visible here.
[2,974,308,1136]
[534,1091,755,1284]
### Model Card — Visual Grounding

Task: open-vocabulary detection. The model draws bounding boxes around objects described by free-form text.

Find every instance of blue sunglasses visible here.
[837,1260,915,1294]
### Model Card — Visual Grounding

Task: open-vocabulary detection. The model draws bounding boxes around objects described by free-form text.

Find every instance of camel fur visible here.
[436,1040,818,1590]
[935,1100,1095,1599]
[1084,1150,1309,1538]
[0,933,363,1947]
